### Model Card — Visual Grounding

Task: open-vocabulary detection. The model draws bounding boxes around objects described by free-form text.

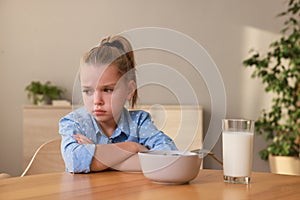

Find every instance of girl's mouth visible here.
[93,109,106,115]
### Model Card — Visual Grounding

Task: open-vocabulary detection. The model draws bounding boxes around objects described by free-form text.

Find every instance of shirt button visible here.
[108,138,113,144]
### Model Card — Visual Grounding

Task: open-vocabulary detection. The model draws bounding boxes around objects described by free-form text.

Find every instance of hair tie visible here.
[102,41,125,52]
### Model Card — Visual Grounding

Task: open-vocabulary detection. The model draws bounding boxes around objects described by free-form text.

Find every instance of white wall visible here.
[0,0,285,176]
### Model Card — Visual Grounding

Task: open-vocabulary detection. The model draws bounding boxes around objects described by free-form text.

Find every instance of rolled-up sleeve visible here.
[59,117,96,173]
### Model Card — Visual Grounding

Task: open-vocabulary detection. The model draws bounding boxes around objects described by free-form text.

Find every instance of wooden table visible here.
[0,170,299,200]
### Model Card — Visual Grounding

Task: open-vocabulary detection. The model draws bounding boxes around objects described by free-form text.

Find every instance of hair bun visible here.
[102,41,125,52]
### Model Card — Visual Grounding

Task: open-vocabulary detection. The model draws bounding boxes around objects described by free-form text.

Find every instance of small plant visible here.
[25,81,64,105]
[243,0,300,160]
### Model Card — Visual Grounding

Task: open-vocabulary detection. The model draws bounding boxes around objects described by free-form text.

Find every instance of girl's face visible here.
[80,64,135,126]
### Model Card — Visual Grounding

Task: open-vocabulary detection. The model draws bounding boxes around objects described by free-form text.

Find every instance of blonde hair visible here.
[81,35,137,108]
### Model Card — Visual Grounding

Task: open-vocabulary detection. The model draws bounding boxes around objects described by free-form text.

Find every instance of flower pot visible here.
[269,155,300,176]
[36,94,44,105]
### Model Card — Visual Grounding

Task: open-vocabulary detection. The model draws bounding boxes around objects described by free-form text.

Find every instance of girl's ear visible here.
[127,80,136,100]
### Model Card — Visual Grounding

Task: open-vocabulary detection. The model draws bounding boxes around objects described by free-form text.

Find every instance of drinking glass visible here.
[222,119,254,184]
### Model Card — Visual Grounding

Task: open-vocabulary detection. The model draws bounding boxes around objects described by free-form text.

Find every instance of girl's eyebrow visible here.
[103,83,116,87]
[98,83,117,89]
[81,83,117,89]
[81,85,93,89]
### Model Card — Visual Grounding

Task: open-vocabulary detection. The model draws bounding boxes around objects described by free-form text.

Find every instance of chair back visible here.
[21,138,65,176]
[133,105,203,151]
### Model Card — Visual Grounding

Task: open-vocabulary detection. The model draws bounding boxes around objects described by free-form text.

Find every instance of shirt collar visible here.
[90,115,102,134]
[113,108,131,138]
[91,107,131,138]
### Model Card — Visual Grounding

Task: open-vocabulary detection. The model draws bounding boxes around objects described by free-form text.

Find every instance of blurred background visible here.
[0,0,284,176]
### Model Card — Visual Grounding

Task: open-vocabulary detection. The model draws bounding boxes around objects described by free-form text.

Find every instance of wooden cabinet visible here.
[22,105,72,169]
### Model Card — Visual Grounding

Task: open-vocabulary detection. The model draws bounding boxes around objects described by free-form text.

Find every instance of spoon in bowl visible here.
[191,149,223,166]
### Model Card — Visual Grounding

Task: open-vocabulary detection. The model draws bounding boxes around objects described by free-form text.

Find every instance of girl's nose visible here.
[93,91,104,105]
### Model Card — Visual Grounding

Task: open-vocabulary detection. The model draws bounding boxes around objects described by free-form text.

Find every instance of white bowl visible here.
[138,150,202,184]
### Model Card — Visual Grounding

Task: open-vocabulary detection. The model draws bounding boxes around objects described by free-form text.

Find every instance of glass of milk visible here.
[222,119,254,184]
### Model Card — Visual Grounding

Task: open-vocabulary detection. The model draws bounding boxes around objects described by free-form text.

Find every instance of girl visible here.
[59,35,177,173]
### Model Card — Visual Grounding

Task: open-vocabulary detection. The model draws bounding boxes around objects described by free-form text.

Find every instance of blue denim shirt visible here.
[59,107,178,173]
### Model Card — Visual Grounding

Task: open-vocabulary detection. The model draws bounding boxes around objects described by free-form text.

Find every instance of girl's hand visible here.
[121,141,148,153]
[134,143,149,152]
[74,134,94,144]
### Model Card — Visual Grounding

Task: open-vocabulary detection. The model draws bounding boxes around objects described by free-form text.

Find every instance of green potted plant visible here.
[243,0,300,175]
[25,81,64,105]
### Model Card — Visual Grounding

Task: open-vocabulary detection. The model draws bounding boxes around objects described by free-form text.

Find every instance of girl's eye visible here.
[103,88,114,93]
[82,89,94,96]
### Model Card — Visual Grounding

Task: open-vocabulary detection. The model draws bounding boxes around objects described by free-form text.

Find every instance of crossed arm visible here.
[74,134,148,172]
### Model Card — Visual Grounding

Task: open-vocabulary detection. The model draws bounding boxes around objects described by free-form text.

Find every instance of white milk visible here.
[222,131,254,177]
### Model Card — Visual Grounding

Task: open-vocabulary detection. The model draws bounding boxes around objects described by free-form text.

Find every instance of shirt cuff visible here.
[68,144,96,173]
